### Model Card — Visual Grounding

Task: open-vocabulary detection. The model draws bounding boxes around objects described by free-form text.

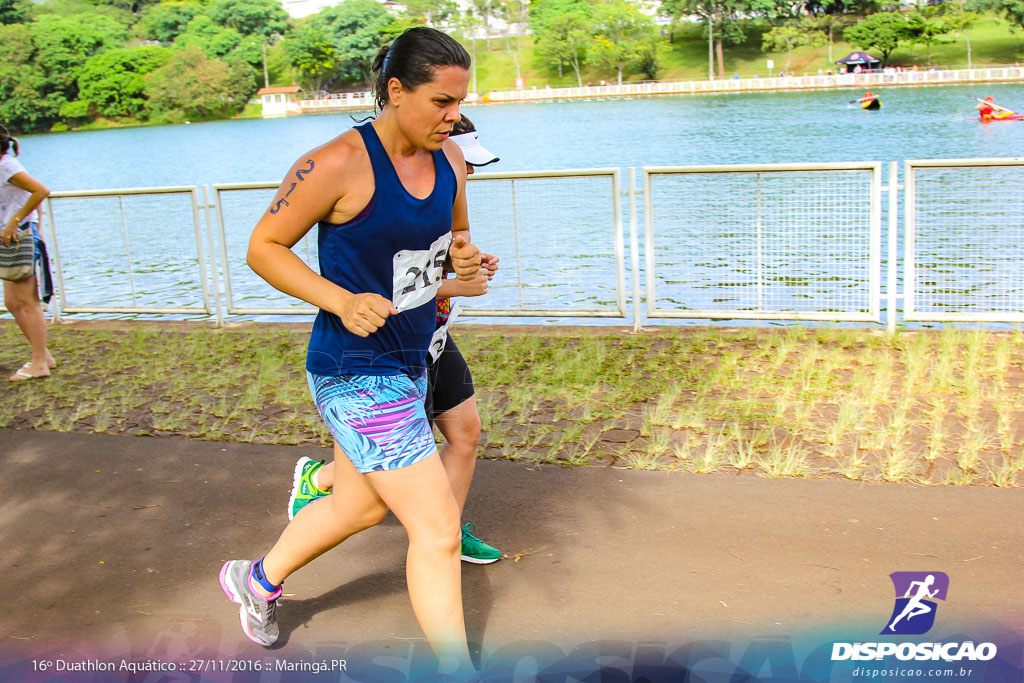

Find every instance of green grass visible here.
[466,14,1024,92]
[2,321,1024,486]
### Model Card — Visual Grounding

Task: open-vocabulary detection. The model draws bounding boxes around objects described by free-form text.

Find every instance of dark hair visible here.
[370,27,471,113]
[0,124,19,157]
[451,115,476,136]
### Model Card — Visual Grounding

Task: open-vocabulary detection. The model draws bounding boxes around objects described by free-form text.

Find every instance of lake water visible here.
[13,82,1024,327]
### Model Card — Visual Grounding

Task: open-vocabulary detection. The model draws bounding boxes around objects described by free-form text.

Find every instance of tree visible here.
[944,5,979,68]
[470,0,501,49]
[284,18,338,93]
[318,0,398,84]
[176,14,261,65]
[529,0,593,79]
[971,0,1024,31]
[499,0,529,80]
[806,13,855,64]
[535,7,594,85]
[844,11,913,65]
[65,45,170,119]
[133,0,206,42]
[29,14,128,110]
[451,11,485,91]
[0,24,61,132]
[209,0,290,39]
[679,0,760,80]
[761,19,827,71]
[904,7,955,66]
[403,0,459,25]
[0,0,29,25]
[590,0,659,85]
[88,0,161,16]
[146,46,248,120]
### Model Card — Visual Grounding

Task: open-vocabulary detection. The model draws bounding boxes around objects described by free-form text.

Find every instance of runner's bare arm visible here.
[2,171,49,245]
[443,140,480,280]
[247,137,397,337]
[437,251,497,298]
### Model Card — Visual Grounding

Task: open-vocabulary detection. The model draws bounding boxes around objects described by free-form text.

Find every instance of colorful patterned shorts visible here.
[306,371,435,473]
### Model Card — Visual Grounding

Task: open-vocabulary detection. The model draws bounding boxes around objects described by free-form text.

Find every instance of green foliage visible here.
[905,7,955,65]
[0,25,61,132]
[208,0,289,38]
[844,11,913,63]
[0,0,30,24]
[65,44,169,118]
[30,13,128,96]
[176,14,251,60]
[86,0,159,16]
[589,0,661,84]
[133,0,206,42]
[533,3,594,85]
[971,0,1024,30]
[284,18,338,92]
[145,45,252,120]
[762,18,827,69]
[403,0,459,25]
[317,0,397,83]
[804,0,880,15]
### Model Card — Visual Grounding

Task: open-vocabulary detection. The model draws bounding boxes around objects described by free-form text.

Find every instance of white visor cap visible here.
[451,130,499,167]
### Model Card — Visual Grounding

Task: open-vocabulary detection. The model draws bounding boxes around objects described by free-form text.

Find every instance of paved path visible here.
[1,429,1021,681]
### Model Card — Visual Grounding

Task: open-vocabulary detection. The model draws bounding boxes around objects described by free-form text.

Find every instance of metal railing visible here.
[7,158,1022,330]
[42,186,214,321]
[210,169,627,321]
[211,182,319,317]
[461,168,626,318]
[643,163,882,322]
[903,158,1024,323]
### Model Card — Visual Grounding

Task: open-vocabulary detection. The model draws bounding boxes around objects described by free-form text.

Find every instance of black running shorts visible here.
[425,336,475,422]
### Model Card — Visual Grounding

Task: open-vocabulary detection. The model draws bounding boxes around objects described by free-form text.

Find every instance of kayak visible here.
[968,113,1024,121]
[860,98,881,110]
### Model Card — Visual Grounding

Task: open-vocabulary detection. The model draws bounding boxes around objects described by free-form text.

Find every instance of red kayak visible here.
[968,113,1024,121]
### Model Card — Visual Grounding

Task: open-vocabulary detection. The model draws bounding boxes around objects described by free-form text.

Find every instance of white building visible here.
[256,86,305,116]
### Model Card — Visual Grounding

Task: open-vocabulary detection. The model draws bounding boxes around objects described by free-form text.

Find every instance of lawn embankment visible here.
[2,321,1022,486]
[463,16,1024,91]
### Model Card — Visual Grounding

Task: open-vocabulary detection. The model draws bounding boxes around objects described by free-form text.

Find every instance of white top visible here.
[0,154,38,228]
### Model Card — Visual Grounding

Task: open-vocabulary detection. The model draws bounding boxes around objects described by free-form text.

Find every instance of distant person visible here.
[289,115,504,566]
[859,91,880,109]
[976,96,1015,120]
[218,26,482,677]
[0,124,54,382]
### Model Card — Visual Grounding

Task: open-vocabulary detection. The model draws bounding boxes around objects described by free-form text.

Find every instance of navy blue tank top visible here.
[306,122,457,377]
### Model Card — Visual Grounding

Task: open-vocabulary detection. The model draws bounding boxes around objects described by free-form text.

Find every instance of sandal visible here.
[9,365,49,382]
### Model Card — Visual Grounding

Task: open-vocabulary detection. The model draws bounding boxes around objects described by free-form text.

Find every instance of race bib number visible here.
[427,302,461,363]
[392,232,452,312]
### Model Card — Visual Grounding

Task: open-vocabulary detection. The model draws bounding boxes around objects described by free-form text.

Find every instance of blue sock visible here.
[251,558,280,593]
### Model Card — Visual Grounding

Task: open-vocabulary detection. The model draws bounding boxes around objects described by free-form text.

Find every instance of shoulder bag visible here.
[0,226,35,282]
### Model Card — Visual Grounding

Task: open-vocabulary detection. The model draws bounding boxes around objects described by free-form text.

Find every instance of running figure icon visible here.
[887,574,938,632]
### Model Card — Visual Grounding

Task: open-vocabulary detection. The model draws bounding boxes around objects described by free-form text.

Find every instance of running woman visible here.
[218,27,481,675]
[288,115,503,565]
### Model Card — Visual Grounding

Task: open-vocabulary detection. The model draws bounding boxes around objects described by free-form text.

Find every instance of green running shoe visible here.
[460,521,501,564]
[288,457,328,520]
